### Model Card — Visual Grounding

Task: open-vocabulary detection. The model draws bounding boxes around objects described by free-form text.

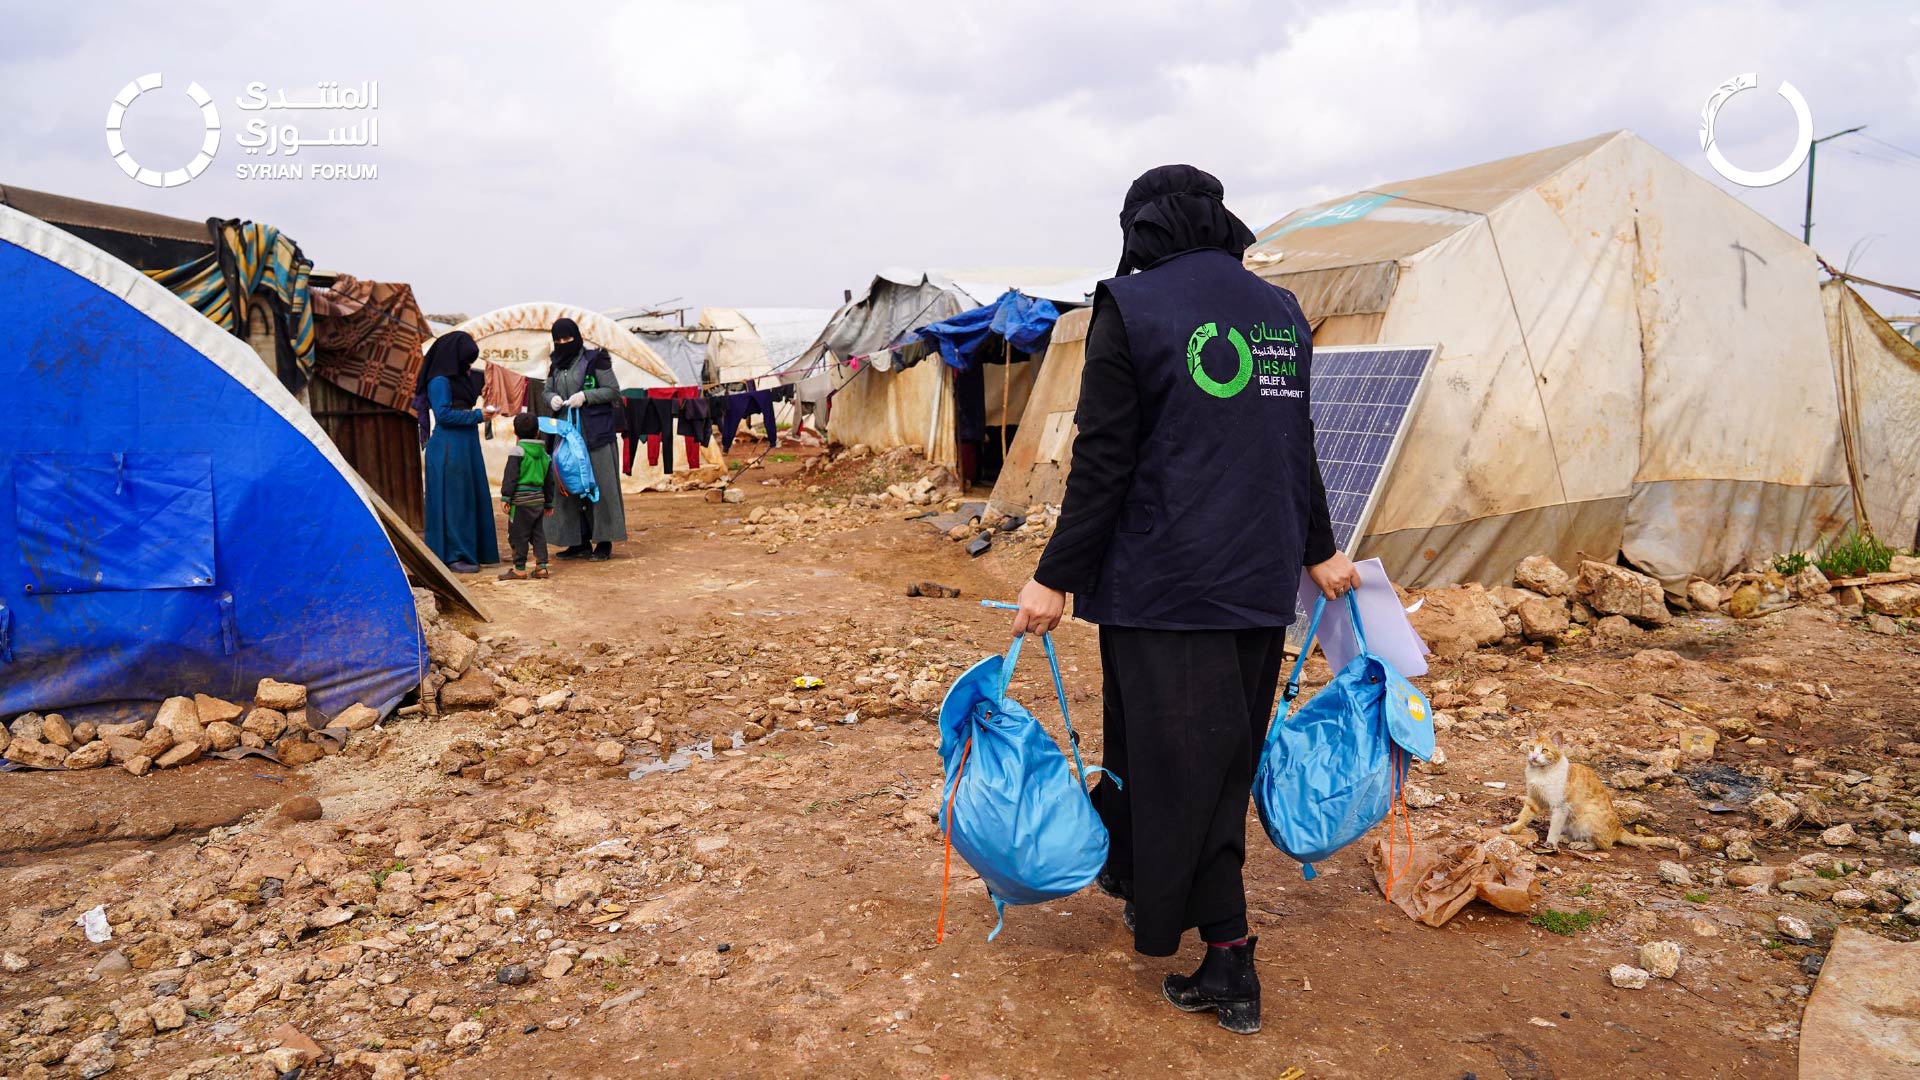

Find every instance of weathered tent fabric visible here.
[147,220,316,392]
[987,308,1090,514]
[1244,130,1869,590]
[311,274,430,412]
[0,204,426,721]
[455,303,677,389]
[1826,281,1920,548]
[451,304,721,493]
[798,271,1099,465]
[827,359,958,467]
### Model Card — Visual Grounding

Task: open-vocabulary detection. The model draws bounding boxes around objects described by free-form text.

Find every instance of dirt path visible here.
[2,449,1915,1079]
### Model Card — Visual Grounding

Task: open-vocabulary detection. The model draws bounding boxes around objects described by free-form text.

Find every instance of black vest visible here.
[1075,249,1315,630]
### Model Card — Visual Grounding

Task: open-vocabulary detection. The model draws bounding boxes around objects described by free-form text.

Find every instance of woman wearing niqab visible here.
[544,318,627,560]
[419,331,498,572]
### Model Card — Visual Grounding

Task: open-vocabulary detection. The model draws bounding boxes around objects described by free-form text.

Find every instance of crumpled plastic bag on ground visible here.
[1366,834,1542,927]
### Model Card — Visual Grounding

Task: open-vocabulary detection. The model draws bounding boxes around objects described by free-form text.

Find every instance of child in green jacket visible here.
[498,412,556,579]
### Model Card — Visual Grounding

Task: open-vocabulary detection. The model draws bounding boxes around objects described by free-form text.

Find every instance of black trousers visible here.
[507,505,547,568]
[1091,624,1286,956]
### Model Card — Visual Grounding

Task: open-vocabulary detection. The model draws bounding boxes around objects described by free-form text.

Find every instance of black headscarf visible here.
[549,317,583,375]
[416,330,482,407]
[1115,164,1256,276]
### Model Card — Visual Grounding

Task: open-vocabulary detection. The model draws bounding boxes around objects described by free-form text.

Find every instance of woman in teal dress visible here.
[419,331,499,572]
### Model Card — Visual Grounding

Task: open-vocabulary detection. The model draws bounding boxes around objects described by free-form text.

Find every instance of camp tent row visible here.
[788,268,1101,474]
[990,130,1920,592]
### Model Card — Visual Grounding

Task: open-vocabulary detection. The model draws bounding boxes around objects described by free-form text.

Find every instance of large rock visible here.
[101,735,145,764]
[155,740,205,769]
[333,704,380,732]
[1516,597,1570,641]
[193,694,246,725]
[1514,555,1573,597]
[1577,561,1670,625]
[1786,565,1830,598]
[1407,584,1507,658]
[96,719,148,741]
[137,725,176,759]
[205,721,242,751]
[427,628,480,677]
[1862,582,1920,617]
[1685,580,1722,613]
[242,708,288,741]
[42,714,74,748]
[6,739,69,769]
[8,712,45,741]
[63,741,112,769]
[154,696,205,743]
[438,669,500,711]
[255,678,308,711]
[275,736,326,767]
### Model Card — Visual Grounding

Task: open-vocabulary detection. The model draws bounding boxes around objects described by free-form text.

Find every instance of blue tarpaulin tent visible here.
[0,204,427,723]
[914,290,1063,370]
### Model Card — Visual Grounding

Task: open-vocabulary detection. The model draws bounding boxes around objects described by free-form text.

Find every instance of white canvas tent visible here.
[993,131,1920,590]
[449,302,723,493]
[795,268,1098,468]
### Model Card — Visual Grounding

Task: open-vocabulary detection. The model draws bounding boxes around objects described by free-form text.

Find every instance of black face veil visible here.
[549,317,583,371]
[1115,164,1256,276]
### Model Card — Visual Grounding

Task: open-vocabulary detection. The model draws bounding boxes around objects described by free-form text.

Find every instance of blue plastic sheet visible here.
[915,290,1063,370]
[14,452,215,595]
[0,218,425,721]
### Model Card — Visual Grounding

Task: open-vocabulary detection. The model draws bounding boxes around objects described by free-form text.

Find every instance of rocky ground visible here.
[2,445,1917,1079]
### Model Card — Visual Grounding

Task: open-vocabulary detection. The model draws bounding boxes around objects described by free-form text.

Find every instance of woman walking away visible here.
[420,330,499,573]
[544,317,627,561]
[1011,164,1361,1035]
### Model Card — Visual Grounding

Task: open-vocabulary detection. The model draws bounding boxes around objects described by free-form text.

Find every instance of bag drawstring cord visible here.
[935,733,974,944]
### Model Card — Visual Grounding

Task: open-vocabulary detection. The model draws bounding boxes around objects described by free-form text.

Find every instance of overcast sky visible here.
[4,1,1918,319]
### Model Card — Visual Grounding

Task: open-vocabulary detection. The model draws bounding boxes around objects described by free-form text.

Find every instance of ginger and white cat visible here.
[1502,733,1674,851]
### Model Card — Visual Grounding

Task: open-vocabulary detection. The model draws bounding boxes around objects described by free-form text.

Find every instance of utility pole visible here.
[1804,125,1866,245]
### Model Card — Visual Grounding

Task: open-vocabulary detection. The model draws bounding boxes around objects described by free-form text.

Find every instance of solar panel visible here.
[1290,343,1438,647]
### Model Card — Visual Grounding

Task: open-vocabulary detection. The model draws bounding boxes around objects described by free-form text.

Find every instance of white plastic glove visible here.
[565,391,587,408]
[548,394,565,411]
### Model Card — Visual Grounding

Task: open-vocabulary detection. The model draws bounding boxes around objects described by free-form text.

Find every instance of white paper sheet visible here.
[1297,558,1430,677]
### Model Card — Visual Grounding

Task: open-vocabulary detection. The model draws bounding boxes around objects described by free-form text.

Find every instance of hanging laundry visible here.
[720,388,778,453]
[677,396,713,470]
[482,361,528,418]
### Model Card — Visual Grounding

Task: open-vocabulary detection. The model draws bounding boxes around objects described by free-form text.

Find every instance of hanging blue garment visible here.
[1252,593,1435,883]
[937,608,1110,940]
[538,411,598,504]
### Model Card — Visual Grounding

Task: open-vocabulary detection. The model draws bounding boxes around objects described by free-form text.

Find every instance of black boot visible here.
[1096,871,1135,933]
[556,544,591,561]
[1163,937,1260,1035]
[589,541,612,562]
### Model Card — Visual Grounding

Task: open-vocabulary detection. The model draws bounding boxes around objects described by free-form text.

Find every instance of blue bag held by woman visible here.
[936,606,1112,941]
[537,410,598,504]
[1252,592,1434,893]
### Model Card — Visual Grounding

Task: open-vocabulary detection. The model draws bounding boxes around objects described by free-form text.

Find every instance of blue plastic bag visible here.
[937,611,1110,941]
[1253,592,1434,886]
[537,411,598,503]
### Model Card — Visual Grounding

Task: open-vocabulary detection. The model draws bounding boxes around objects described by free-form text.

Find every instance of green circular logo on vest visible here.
[1186,322,1254,398]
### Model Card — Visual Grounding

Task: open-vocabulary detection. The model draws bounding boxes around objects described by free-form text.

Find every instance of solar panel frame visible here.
[1289,342,1440,650]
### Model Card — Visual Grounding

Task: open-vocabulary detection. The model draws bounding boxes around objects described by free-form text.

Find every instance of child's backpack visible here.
[1252,592,1434,896]
[936,611,1112,941]
[538,411,598,503]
